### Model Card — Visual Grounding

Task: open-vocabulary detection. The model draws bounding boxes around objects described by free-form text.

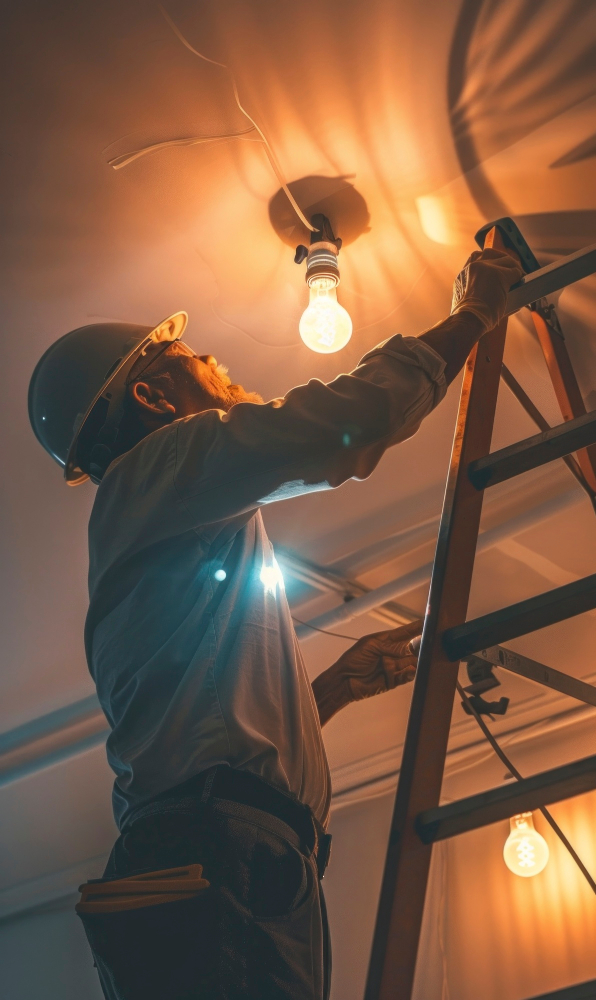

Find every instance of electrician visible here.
[28,248,521,1000]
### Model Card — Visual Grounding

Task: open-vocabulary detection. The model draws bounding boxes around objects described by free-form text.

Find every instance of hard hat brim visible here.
[64,311,188,485]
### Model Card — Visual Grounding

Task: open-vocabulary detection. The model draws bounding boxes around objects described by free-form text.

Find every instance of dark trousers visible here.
[79,775,331,1000]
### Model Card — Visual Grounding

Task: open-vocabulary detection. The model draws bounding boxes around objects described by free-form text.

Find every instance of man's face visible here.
[133,340,263,424]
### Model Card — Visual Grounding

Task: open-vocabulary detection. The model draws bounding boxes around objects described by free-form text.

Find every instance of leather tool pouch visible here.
[76,863,209,914]
[76,865,212,1000]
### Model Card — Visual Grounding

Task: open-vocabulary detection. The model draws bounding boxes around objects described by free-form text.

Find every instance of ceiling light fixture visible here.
[503,812,549,877]
[295,214,352,354]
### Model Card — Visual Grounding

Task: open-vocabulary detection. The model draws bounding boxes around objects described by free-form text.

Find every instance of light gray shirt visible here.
[86,334,446,830]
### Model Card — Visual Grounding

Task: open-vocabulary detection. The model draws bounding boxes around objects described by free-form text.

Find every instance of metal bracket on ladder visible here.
[470,645,596,708]
[364,218,596,1000]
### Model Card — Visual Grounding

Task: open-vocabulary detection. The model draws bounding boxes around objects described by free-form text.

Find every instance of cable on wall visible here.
[107,127,258,170]
[109,5,317,235]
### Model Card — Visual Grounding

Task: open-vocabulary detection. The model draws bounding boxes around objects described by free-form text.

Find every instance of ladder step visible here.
[505,241,596,316]
[529,979,596,1000]
[443,573,596,661]
[523,980,596,1000]
[415,752,596,844]
[468,409,596,489]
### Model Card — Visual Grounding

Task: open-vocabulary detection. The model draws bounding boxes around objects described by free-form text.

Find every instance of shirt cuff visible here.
[359,333,447,386]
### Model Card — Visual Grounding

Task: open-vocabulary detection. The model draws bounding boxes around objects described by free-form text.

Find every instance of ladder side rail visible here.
[531,304,596,491]
[500,364,596,506]
[364,317,508,999]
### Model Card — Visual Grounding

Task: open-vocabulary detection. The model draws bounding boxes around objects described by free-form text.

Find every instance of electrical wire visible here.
[108,128,257,170]
[456,680,596,895]
[291,616,359,641]
[147,6,316,233]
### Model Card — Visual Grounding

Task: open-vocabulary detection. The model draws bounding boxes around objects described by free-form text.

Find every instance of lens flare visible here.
[260,558,284,596]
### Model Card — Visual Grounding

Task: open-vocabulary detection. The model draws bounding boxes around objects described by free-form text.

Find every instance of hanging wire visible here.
[456,680,596,895]
[128,6,316,233]
[291,616,359,641]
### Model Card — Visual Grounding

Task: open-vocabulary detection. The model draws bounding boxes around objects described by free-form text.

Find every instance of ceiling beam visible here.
[295,486,586,641]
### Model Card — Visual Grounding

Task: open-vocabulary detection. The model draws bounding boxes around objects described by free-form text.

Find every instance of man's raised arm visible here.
[172,249,522,525]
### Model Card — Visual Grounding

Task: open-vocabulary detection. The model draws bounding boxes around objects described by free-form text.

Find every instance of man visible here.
[28,248,521,999]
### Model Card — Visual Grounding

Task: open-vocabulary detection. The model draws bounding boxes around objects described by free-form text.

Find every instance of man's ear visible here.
[129,381,176,419]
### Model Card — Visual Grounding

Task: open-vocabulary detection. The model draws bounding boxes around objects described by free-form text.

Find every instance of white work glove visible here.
[451,248,524,333]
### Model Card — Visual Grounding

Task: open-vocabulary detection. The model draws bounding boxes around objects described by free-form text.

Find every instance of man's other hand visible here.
[337,620,422,702]
[451,248,524,333]
[312,620,423,726]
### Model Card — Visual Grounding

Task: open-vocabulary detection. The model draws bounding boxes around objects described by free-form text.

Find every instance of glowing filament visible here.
[503,812,549,877]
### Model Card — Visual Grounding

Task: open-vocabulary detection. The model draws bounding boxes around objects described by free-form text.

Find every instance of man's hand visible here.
[418,247,524,387]
[451,248,523,334]
[312,620,423,727]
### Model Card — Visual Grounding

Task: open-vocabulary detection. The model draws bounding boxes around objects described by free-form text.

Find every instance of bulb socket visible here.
[305,242,340,286]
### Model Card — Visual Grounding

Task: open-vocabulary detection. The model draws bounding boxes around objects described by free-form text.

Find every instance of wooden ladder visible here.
[364,219,596,1000]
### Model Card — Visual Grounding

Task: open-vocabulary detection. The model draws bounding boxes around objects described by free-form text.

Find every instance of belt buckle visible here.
[315,832,332,878]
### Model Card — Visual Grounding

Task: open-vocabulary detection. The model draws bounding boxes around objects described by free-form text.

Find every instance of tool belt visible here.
[76,864,209,915]
[126,765,333,881]
[77,767,331,917]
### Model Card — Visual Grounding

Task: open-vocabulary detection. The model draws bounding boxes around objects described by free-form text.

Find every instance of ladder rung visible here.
[523,979,596,1000]
[415,752,596,844]
[443,573,596,661]
[505,241,596,315]
[468,409,596,489]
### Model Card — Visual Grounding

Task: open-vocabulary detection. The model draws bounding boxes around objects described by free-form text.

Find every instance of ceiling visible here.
[1,2,596,994]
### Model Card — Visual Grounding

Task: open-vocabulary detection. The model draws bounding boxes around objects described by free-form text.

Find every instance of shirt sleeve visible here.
[173,334,447,524]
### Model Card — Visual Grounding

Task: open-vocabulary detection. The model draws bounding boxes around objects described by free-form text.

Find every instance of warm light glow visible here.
[299,277,352,354]
[260,557,284,596]
[503,812,549,877]
[415,195,454,245]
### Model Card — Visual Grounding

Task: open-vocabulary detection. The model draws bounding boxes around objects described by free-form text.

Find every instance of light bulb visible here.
[299,277,352,354]
[503,812,549,877]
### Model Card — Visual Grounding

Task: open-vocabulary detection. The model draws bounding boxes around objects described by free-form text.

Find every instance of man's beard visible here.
[225,384,264,406]
[214,364,263,409]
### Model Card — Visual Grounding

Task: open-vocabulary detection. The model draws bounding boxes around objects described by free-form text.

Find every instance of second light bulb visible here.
[503,812,549,877]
